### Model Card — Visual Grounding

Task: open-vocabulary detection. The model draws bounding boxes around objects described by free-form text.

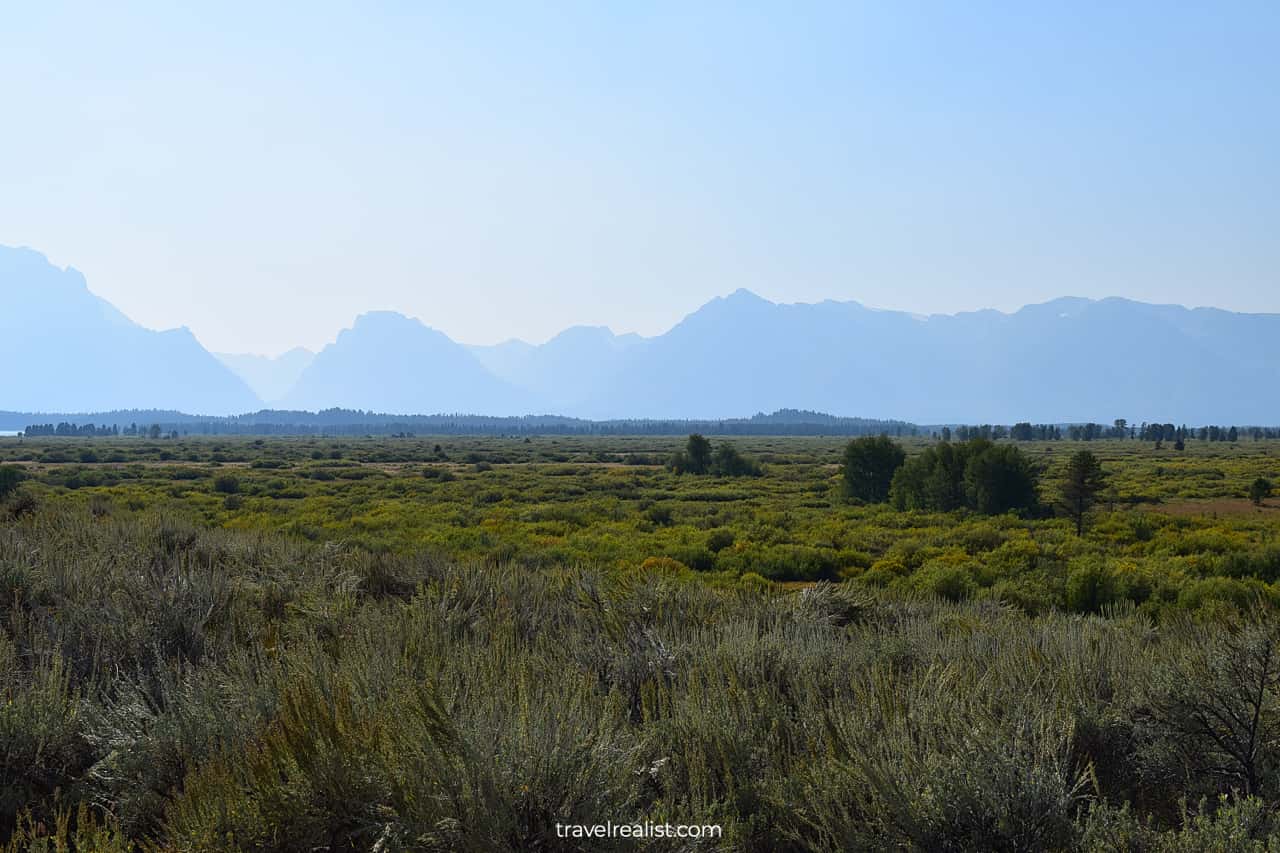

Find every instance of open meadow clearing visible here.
[4,434,1280,849]
[4,435,1280,612]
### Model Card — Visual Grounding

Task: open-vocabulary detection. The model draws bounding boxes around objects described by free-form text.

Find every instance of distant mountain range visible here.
[1,246,259,414]
[5,244,1280,422]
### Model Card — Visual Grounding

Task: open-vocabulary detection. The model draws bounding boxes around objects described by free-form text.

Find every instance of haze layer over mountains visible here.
[4,245,1278,423]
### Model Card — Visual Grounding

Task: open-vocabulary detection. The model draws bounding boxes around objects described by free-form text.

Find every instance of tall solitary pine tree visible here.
[1059,450,1107,536]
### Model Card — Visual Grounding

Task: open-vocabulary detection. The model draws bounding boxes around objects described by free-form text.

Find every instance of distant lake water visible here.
[0,431,20,437]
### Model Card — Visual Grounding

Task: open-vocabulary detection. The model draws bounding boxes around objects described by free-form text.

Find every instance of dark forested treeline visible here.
[5,408,916,437]
[999,421,1279,442]
[20,422,122,437]
[8,407,1280,440]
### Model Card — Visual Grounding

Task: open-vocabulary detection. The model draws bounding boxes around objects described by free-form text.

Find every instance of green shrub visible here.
[212,474,240,494]
[0,465,25,501]
[1066,559,1119,613]
[912,559,979,601]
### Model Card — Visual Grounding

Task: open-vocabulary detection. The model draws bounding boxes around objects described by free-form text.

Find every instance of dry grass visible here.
[1154,498,1280,518]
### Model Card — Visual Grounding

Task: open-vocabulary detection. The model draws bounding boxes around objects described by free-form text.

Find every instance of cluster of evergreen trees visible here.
[22,422,176,438]
[842,436,1113,531]
[842,435,1042,515]
[1009,423,1064,441]
[889,439,1041,515]
[22,422,120,437]
[668,434,762,477]
[937,425,1014,441]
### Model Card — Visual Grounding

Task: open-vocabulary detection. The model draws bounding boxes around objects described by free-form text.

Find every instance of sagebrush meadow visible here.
[3,433,1280,849]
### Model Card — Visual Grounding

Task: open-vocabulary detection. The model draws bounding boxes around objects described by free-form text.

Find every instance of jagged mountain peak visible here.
[0,245,259,414]
[281,308,526,415]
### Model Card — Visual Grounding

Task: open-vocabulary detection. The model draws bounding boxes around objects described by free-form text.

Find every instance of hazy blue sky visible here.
[3,2,1278,355]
